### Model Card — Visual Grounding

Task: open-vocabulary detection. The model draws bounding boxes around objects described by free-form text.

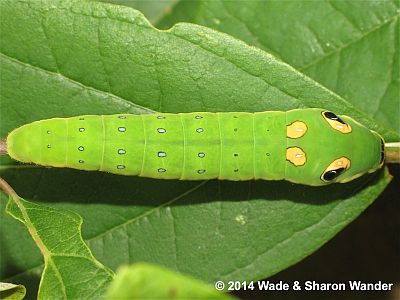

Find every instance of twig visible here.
[385,142,400,164]
[0,139,7,156]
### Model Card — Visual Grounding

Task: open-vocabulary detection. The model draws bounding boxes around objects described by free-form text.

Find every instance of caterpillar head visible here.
[285,109,384,186]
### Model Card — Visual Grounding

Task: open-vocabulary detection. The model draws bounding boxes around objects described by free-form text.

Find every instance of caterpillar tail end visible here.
[0,139,7,156]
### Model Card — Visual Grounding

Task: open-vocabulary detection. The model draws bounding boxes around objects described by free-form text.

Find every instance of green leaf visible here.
[0,0,395,140]
[0,0,393,296]
[1,180,114,299]
[105,263,235,299]
[0,282,26,300]
[158,0,400,137]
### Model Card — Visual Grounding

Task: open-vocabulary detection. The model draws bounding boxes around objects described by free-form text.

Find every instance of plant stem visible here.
[0,177,18,199]
[385,142,400,163]
[0,139,7,156]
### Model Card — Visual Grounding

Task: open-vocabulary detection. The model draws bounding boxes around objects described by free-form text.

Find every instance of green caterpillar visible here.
[5,108,384,186]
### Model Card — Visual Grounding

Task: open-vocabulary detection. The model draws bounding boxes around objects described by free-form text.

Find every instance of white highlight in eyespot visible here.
[198,152,205,158]
[78,146,84,151]
[158,168,166,173]
[196,128,204,133]
[47,145,51,148]
[157,128,166,133]
[117,165,125,169]
[118,127,126,132]
[118,149,126,155]
[79,128,85,132]
[195,115,203,119]
[79,160,84,163]
[47,130,51,134]
[118,115,126,119]
[157,116,166,119]
[197,169,205,174]
[158,151,166,157]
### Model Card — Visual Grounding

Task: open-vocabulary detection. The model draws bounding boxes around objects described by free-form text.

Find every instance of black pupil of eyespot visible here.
[380,138,385,164]
[324,112,346,125]
[323,167,346,181]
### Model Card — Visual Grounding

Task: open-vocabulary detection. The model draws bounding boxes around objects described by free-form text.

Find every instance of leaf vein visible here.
[300,13,399,71]
[0,52,156,114]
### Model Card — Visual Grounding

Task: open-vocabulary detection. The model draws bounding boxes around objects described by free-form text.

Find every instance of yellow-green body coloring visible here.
[6,108,384,186]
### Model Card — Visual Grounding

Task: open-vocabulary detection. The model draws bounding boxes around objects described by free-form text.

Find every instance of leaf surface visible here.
[0,0,392,295]
[158,0,400,137]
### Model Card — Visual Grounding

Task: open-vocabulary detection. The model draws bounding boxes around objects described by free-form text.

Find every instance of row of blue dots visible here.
[71,161,240,174]
[47,126,128,134]
[47,125,242,134]
[157,128,205,133]
[46,145,243,158]
[157,168,206,174]
[156,151,207,158]
[156,115,204,120]
[154,152,242,158]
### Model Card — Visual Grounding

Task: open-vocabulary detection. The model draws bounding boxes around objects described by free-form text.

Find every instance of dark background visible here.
[234,164,399,300]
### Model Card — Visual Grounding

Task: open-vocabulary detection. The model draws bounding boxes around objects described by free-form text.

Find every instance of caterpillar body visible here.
[5,108,384,186]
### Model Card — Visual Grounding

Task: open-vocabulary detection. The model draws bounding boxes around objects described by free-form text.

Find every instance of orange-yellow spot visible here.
[321,157,351,182]
[286,121,307,139]
[286,147,306,166]
[323,117,352,133]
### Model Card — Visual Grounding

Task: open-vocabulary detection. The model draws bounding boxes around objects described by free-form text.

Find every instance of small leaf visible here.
[0,282,26,300]
[1,179,114,299]
[105,263,235,299]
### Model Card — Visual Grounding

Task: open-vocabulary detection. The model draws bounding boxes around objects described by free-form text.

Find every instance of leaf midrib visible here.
[7,195,68,299]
